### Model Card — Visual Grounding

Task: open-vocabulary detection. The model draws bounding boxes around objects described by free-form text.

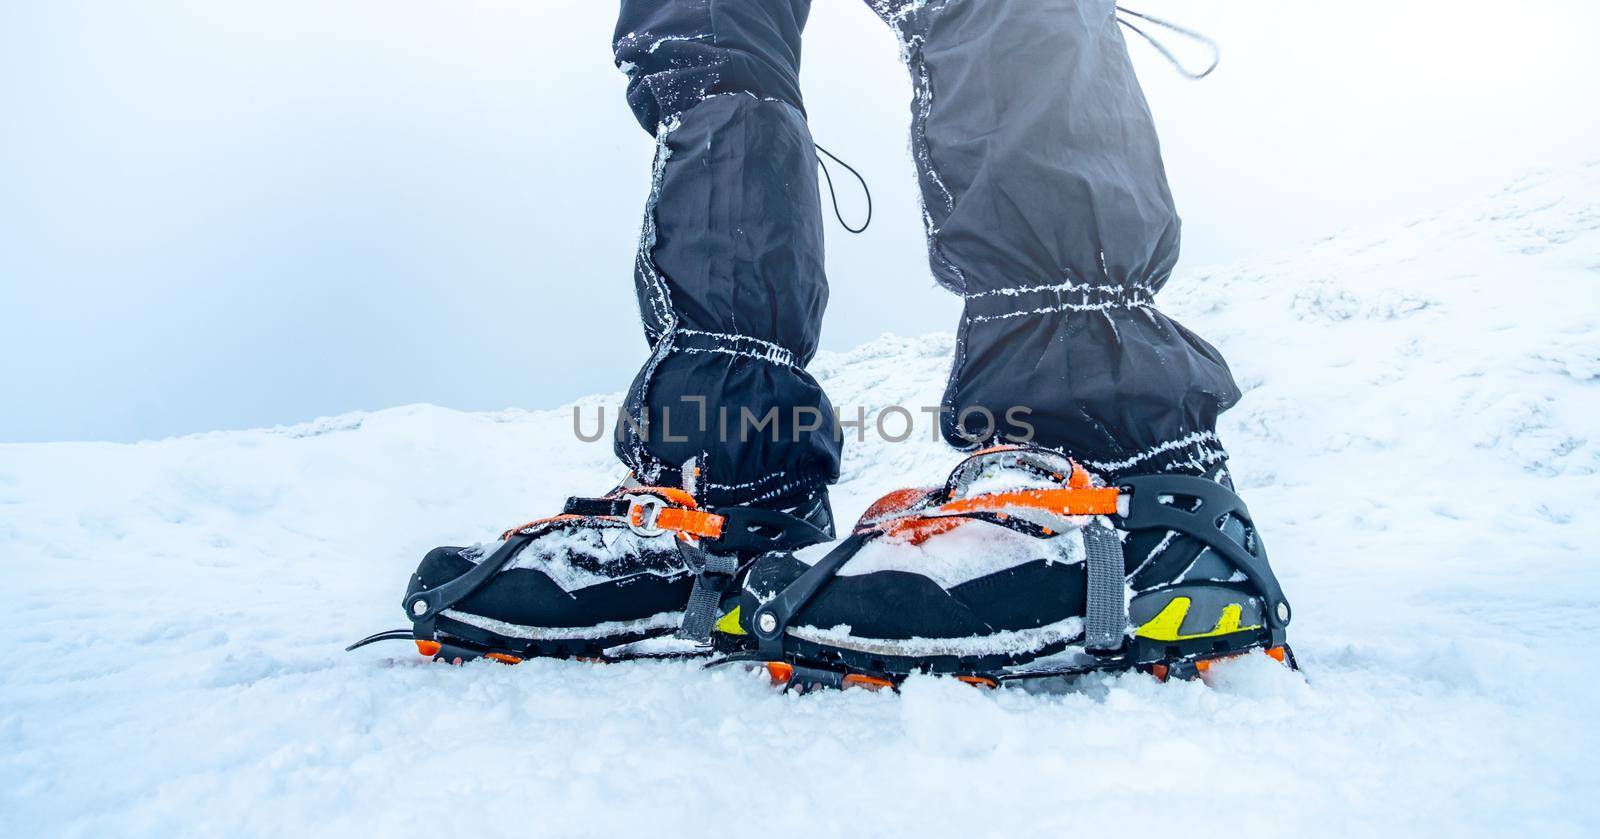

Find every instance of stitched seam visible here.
[1080,431,1223,474]
[675,329,798,368]
[968,299,1154,321]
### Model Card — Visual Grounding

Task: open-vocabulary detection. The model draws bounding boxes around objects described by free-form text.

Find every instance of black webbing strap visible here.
[676,507,833,642]
[712,506,832,553]
[563,497,629,518]
[561,497,828,553]
[675,543,742,642]
[1081,524,1128,651]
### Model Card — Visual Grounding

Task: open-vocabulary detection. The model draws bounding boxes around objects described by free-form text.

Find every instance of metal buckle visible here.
[624,492,668,537]
[947,446,1079,500]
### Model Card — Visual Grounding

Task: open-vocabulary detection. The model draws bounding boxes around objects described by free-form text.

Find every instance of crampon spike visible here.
[1149,646,1293,683]
[344,629,414,652]
[841,673,896,691]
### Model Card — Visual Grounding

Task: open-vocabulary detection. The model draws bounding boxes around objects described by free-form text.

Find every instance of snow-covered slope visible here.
[5,164,1600,837]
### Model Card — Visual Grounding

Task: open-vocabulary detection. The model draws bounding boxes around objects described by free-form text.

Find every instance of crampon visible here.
[347,478,834,666]
[707,445,1297,692]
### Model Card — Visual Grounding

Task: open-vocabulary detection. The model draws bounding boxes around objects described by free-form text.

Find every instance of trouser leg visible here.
[613,0,839,509]
[866,0,1241,478]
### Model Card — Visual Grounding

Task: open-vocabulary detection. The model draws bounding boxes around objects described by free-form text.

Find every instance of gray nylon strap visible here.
[1082,524,1129,651]
[676,550,740,642]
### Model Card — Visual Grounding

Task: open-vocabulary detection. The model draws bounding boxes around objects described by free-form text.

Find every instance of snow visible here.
[827,521,1084,589]
[494,526,682,592]
[789,616,1088,659]
[440,609,684,642]
[6,163,1600,836]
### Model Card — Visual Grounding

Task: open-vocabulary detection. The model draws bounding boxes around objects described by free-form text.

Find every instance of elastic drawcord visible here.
[815,144,873,234]
[1116,6,1221,80]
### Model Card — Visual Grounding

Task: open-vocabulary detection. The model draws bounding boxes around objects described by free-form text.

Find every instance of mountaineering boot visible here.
[348,475,834,664]
[714,445,1294,690]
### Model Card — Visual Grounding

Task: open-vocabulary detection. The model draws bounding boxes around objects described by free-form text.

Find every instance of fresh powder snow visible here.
[4,164,1599,836]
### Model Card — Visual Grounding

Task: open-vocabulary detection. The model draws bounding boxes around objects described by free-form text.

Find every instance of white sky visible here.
[2,0,1597,442]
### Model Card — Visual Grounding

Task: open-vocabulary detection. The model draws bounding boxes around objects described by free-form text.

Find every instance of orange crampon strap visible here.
[499,514,583,541]
[871,486,1120,544]
[621,487,725,540]
[633,503,725,540]
[938,448,1113,514]
[501,487,726,542]
[937,486,1121,518]
[856,451,1120,542]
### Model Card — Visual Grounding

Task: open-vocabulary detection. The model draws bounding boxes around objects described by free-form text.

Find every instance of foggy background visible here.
[3,0,1597,443]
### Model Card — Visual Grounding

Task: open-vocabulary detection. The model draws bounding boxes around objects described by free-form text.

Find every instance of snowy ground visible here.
[6,164,1600,837]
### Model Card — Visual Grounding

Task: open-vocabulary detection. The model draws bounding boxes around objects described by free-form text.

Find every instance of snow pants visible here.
[613,0,1241,510]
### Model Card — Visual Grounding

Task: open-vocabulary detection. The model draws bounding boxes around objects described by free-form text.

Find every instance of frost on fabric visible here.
[865,0,935,38]
[1081,430,1225,476]
[618,115,684,486]
[635,115,680,335]
[963,276,1132,301]
[646,34,708,54]
[612,29,710,57]
[868,0,965,294]
[674,328,799,368]
[965,294,1152,321]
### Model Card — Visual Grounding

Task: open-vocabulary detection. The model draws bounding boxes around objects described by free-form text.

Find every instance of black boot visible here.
[349,478,833,664]
[716,446,1293,689]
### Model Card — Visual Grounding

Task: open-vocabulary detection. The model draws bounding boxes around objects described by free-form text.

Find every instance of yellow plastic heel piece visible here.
[715,605,746,636]
[1135,597,1261,642]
